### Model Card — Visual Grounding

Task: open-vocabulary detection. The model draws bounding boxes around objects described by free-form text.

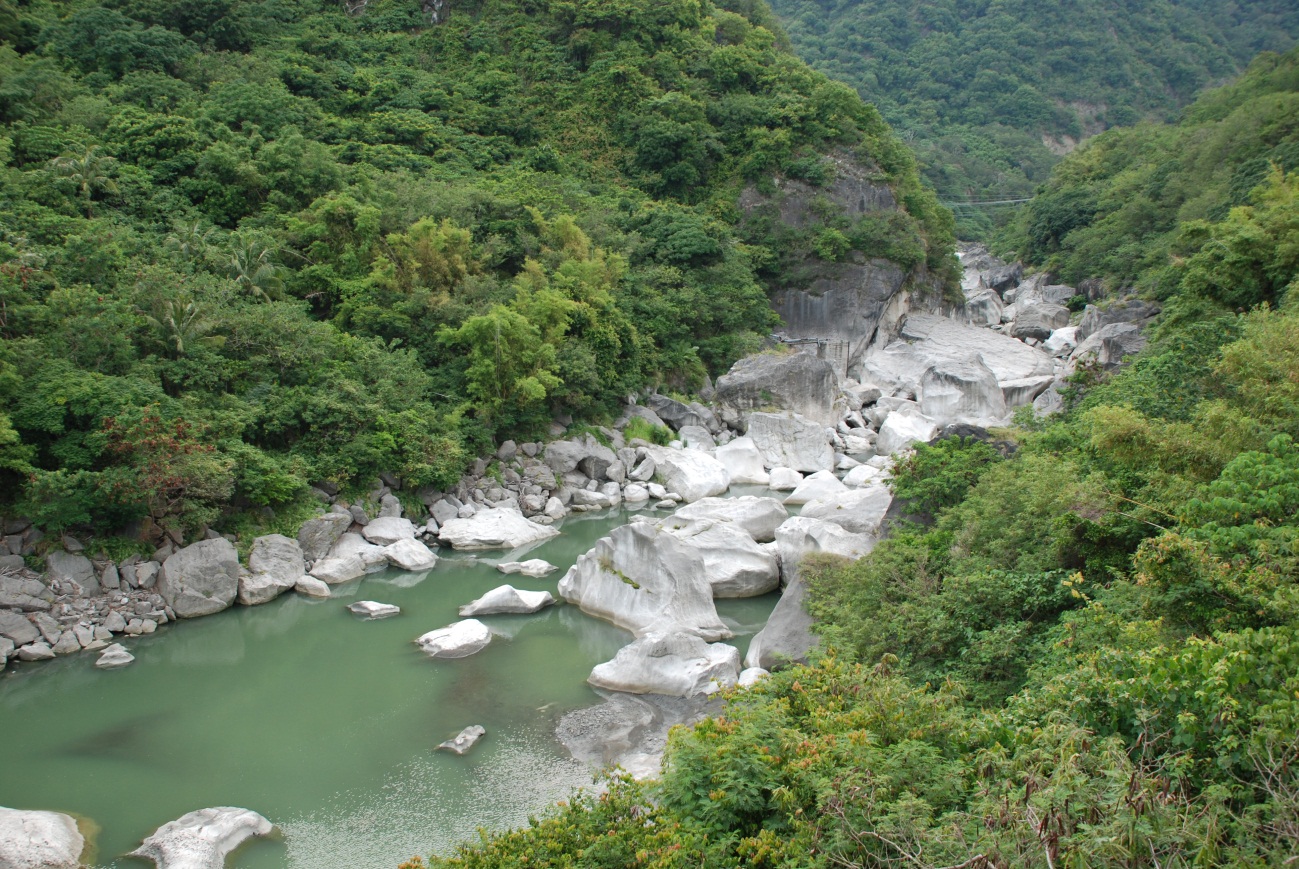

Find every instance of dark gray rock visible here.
[45,551,98,595]
[1077,299,1161,340]
[0,573,53,612]
[0,610,39,646]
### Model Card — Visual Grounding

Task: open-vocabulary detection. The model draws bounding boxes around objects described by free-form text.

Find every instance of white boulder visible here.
[672,495,789,542]
[308,554,365,585]
[157,539,241,619]
[437,508,560,551]
[799,486,894,537]
[713,437,770,485]
[782,470,847,506]
[588,632,741,697]
[294,576,330,598]
[558,522,731,641]
[95,643,135,669]
[745,412,834,473]
[641,447,730,503]
[0,806,86,869]
[842,464,889,488]
[347,601,400,619]
[658,518,780,598]
[918,357,1008,427]
[129,807,273,869]
[775,516,876,583]
[437,725,486,755]
[876,409,938,456]
[361,517,417,546]
[328,533,389,573]
[767,467,803,491]
[382,538,438,572]
[458,586,556,616]
[496,559,557,577]
[415,620,493,658]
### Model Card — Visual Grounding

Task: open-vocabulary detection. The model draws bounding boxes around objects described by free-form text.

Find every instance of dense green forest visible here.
[766,0,1299,237]
[420,47,1299,869]
[0,0,954,541]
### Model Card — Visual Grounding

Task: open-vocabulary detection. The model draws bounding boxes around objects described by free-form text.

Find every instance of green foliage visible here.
[622,415,673,445]
[767,0,1299,237]
[0,0,949,540]
[889,435,1003,518]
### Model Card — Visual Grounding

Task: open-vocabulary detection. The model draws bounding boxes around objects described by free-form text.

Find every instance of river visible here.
[0,501,778,867]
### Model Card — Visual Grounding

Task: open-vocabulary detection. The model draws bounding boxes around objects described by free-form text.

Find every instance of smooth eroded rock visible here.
[348,601,400,619]
[671,495,789,543]
[415,620,493,658]
[657,518,780,599]
[713,436,770,485]
[158,539,241,619]
[95,643,135,669]
[745,412,834,473]
[641,447,730,503]
[0,806,86,869]
[496,559,557,577]
[458,586,555,616]
[437,508,560,551]
[437,725,486,755]
[588,632,741,697]
[558,522,731,641]
[799,486,894,537]
[129,806,273,869]
[360,517,416,546]
[382,538,438,572]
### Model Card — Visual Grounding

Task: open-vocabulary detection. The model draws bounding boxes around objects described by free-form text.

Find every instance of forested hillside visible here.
[0,0,953,542]
[421,46,1299,869]
[767,0,1299,236]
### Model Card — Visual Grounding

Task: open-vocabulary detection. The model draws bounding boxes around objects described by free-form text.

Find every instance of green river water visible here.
[0,502,778,868]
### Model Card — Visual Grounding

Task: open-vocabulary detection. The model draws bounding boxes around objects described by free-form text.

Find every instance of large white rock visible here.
[767,467,803,491]
[0,806,85,869]
[744,576,816,670]
[129,807,273,869]
[864,313,1056,404]
[714,437,770,485]
[348,601,400,619]
[459,585,556,616]
[328,533,389,573]
[437,508,560,551]
[800,486,894,537]
[238,534,304,606]
[588,632,741,696]
[158,539,241,619]
[297,512,352,563]
[775,516,876,584]
[745,412,834,473]
[658,518,781,598]
[876,409,938,456]
[842,464,889,488]
[382,538,438,572]
[496,559,557,577]
[1044,326,1080,356]
[641,447,730,503]
[95,643,135,669]
[361,517,416,546]
[918,357,1008,427]
[558,522,731,641]
[415,620,493,658]
[714,352,842,427]
[308,554,366,584]
[671,495,789,543]
[782,470,847,506]
[294,576,330,598]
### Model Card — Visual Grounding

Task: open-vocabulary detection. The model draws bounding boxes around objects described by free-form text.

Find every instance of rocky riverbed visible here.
[1,247,1158,866]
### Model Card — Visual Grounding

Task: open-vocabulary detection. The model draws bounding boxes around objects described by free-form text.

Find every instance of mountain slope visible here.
[766,0,1299,236]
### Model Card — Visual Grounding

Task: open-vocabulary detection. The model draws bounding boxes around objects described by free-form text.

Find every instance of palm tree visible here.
[49,146,118,216]
[142,297,226,356]
[227,232,284,301]
[165,219,216,264]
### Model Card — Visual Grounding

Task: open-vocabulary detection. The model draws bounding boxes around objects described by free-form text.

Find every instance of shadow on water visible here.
[59,711,175,761]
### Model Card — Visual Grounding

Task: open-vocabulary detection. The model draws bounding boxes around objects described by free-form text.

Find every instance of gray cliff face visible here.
[741,156,950,367]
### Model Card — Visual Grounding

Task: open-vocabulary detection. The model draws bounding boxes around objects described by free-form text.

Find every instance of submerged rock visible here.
[95,643,135,669]
[588,632,741,697]
[415,620,493,658]
[496,559,558,577]
[129,806,273,869]
[347,601,400,619]
[458,586,556,616]
[0,806,86,869]
[437,725,486,756]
